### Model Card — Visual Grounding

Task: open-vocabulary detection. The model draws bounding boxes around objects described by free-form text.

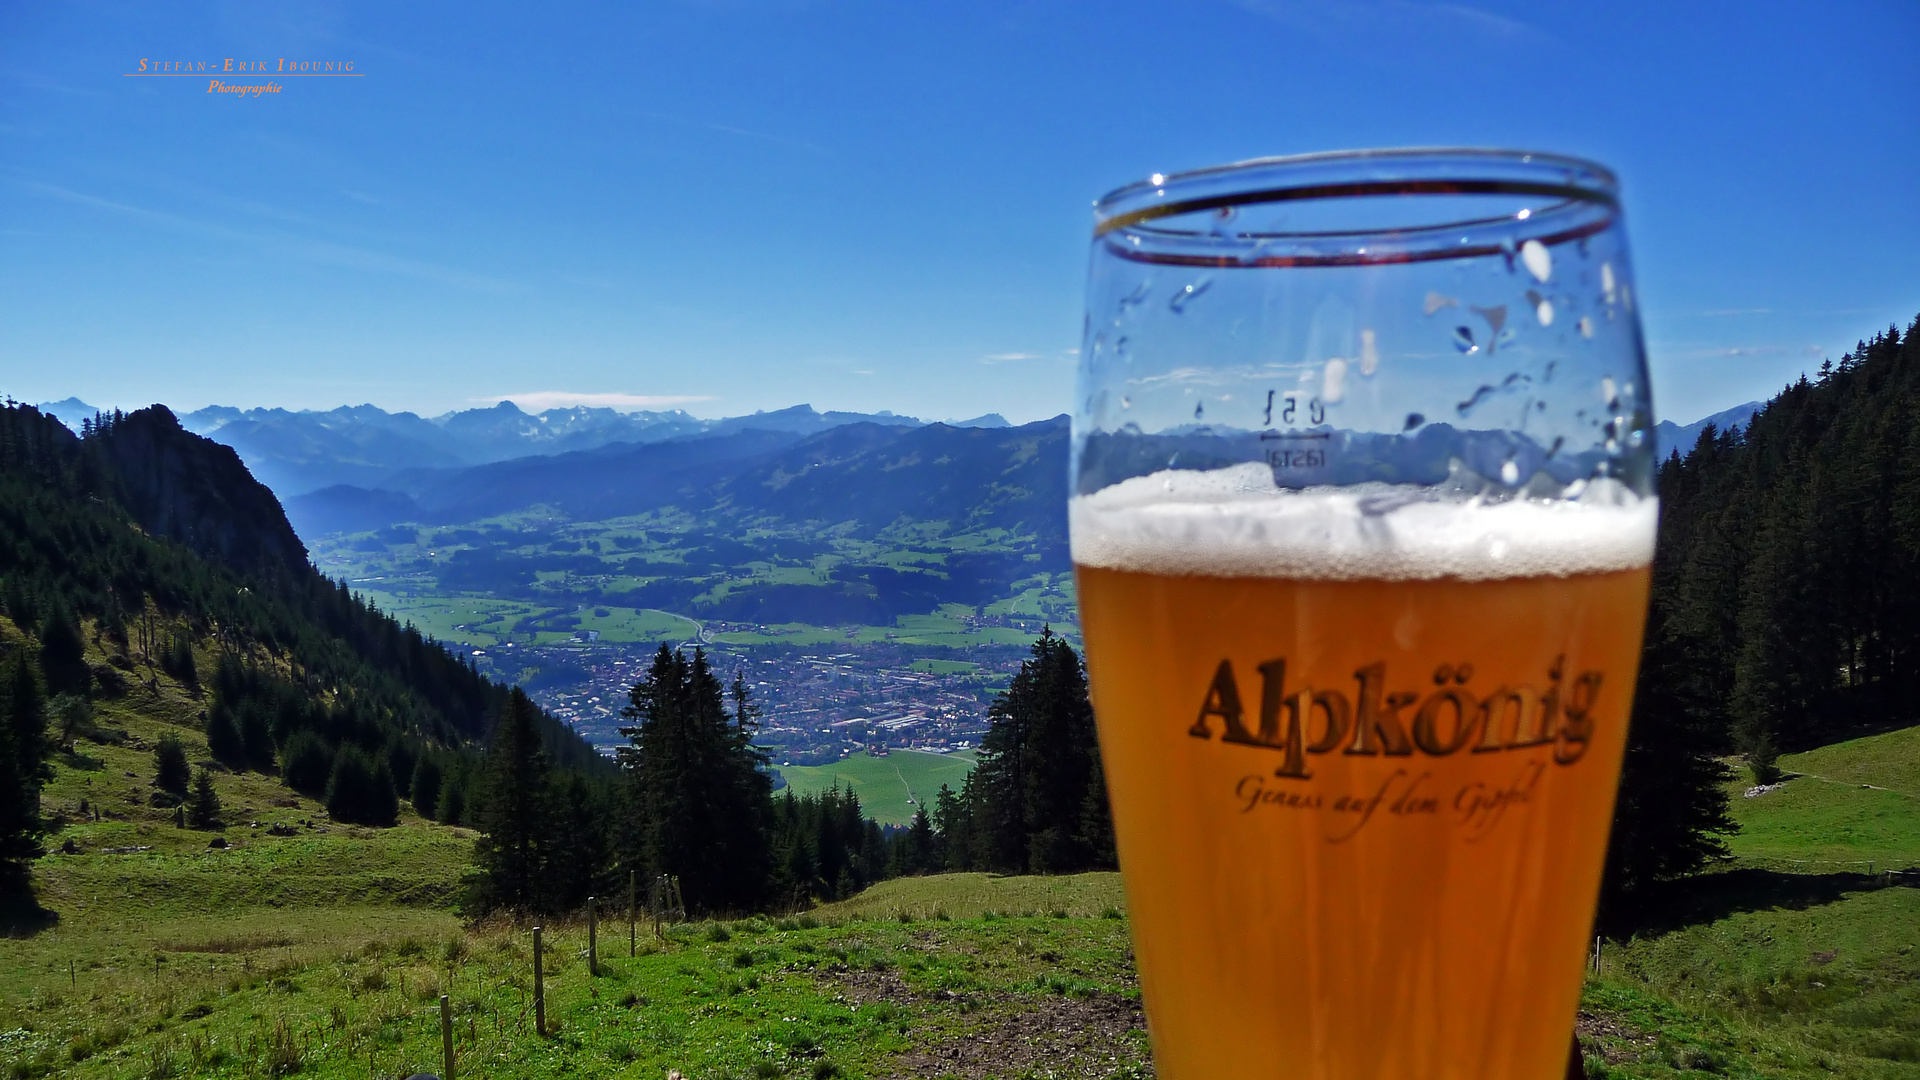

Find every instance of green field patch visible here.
[573,607,701,644]
[816,871,1127,920]
[779,750,978,825]
[908,659,979,674]
[1727,725,1920,871]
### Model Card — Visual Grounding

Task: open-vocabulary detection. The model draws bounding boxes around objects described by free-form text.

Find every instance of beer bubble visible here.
[1454,663,1474,683]
[1434,664,1454,684]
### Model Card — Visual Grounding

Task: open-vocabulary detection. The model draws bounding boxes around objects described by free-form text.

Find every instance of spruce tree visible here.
[0,650,49,898]
[324,746,399,827]
[205,709,243,767]
[619,648,771,914]
[279,730,335,798]
[471,688,556,912]
[410,754,444,816]
[153,734,190,801]
[962,631,1113,874]
[36,600,89,697]
[186,767,222,829]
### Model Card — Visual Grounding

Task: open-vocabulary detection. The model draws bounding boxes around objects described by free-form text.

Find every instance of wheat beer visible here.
[1073,469,1656,1080]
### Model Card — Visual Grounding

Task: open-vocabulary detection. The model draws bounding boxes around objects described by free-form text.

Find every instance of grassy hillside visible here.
[1726,725,1920,870]
[777,750,977,826]
[9,666,1920,1079]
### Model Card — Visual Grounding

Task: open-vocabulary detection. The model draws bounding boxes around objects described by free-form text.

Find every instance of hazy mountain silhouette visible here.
[167,401,922,497]
[1653,401,1761,459]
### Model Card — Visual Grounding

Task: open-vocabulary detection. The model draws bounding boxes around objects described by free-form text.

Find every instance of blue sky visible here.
[2,1,1915,425]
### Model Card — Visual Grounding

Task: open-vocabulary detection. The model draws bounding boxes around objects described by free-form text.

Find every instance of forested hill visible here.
[1642,315,1920,769]
[0,401,601,768]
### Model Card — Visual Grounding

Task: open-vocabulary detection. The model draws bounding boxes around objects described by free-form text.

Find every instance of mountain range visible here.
[34,398,1011,499]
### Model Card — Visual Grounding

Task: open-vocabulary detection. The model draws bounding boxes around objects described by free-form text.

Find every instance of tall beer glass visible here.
[1072,150,1655,1080]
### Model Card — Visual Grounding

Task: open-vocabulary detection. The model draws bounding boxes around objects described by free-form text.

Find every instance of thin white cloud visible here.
[13,178,517,293]
[490,391,716,412]
[981,352,1042,364]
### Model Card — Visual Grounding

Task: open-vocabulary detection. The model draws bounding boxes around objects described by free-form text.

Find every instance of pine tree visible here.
[470,688,556,913]
[36,599,89,697]
[153,734,190,801]
[205,709,243,768]
[186,767,222,829]
[279,730,334,798]
[410,754,444,816]
[619,648,771,914]
[0,650,49,898]
[959,631,1114,874]
[324,746,400,827]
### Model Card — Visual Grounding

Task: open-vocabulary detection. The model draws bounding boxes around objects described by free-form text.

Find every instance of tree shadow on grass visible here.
[1601,867,1918,938]
[0,878,60,938]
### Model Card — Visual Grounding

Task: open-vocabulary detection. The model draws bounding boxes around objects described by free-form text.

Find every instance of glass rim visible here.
[1093,148,1620,268]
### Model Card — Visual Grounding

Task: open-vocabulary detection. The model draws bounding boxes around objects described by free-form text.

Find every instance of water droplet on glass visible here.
[1526,289,1554,327]
[1193,401,1204,420]
[1114,336,1129,356]
[1547,435,1565,458]
[1457,385,1496,416]
[1578,316,1595,339]
[1601,262,1616,304]
[1605,438,1620,456]
[1170,278,1212,313]
[1628,428,1645,449]
[1620,283,1633,311]
[1322,358,1348,404]
[1473,305,1508,336]
[1601,377,1617,406]
[1521,239,1552,283]
[1403,413,1425,431]
[1120,395,1131,410]
[1424,292,1458,316]
[1498,236,1518,272]
[1564,478,1589,500]
[1500,459,1520,485]
[1209,206,1238,237]
[1495,327,1516,349]
[1164,478,1175,492]
[1118,282,1152,311]
[1453,327,1478,353]
[1359,329,1380,376]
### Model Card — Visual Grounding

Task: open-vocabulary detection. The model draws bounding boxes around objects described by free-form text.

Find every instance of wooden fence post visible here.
[532,925,545,1037]
[440,993,454,1080]
[588,896,599,977]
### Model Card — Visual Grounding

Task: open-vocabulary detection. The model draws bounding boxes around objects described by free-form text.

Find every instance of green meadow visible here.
[6,671,1919,1079]
[777,750,979,826]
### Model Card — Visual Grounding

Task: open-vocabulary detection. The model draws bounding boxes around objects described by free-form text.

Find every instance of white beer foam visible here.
[1070,463,1657,581]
